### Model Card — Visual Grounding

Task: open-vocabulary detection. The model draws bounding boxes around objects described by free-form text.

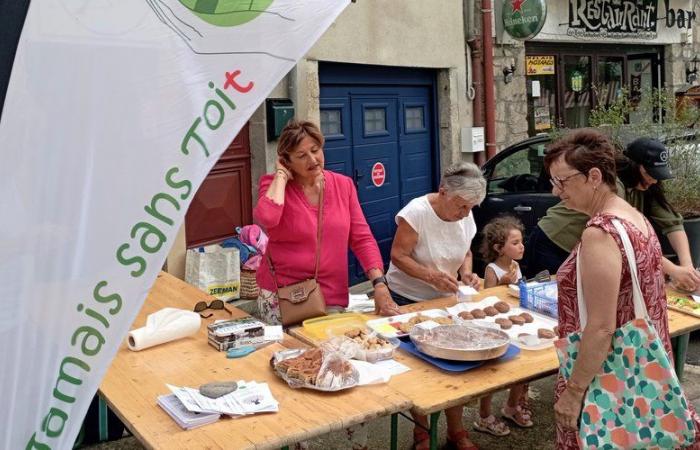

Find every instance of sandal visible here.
[501,405,534,428]
[413,427,430,450]
[444,430,479,450]
[519,384,532,417]
[473,414,510,436]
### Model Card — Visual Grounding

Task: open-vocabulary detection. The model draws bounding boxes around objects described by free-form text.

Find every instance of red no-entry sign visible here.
[371,162,386,187]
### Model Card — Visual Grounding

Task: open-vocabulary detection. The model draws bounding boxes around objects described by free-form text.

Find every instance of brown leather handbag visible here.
[266,180,327,326]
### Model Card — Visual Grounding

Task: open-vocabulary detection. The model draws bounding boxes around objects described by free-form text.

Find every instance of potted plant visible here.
[587,87,700,267]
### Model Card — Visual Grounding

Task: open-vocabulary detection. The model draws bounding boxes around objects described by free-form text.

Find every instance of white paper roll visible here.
[127,308,201,351]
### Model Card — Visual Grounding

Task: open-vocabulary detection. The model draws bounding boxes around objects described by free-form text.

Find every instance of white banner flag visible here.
[0,1,348,448]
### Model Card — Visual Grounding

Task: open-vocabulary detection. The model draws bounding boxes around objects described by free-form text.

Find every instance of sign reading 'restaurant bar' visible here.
[568,0,658,39]
[567,0,696,39]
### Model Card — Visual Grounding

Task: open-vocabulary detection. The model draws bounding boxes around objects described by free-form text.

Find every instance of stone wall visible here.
[493,43,529,150]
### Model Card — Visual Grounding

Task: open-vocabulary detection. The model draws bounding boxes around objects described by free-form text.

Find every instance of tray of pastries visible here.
[270,348,359,391]
[446,296,558,350]
[366,309,454,338]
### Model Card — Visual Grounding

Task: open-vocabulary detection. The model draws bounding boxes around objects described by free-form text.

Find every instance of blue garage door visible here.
[319,63,438,284]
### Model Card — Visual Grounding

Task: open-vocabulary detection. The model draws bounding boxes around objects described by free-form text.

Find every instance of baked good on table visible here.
[274,347,356,389]
[398,321,413,333]
[433,316,455,325]
[471,309,486,319]
[494,301,510,313]
[343,328,393,350]
[508,315,525,326]
[458,311,474,320]
[520,312,534,323]
[495,318,512,330]
[537,328,556,339]
[316,358,356,389]
[397,313,452,333]
[483,306,499,316]
[276,349,323,385]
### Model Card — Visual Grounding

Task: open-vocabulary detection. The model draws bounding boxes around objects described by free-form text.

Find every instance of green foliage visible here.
[567,87,700,217]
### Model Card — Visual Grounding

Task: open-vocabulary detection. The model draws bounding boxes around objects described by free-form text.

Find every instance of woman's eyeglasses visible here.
[193,299,225,318]
[550,172,584,190]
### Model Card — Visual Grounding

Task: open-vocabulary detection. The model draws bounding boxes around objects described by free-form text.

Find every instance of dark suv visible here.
[471,132,694,276]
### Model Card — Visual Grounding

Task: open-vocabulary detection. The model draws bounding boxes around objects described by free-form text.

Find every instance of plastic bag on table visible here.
[408,322,508,350]
[322,329,399,363]
[270,347,359,391]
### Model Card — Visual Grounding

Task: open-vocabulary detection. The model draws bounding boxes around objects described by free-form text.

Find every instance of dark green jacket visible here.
[538,179,683,252]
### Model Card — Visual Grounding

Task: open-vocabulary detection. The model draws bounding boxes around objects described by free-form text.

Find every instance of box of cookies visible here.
[338,327,399,363]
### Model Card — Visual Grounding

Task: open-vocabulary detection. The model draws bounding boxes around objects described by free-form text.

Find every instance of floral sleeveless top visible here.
[553,213,700,450]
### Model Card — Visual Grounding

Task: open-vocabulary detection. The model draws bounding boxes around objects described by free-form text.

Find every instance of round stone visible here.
[199,381,238,398]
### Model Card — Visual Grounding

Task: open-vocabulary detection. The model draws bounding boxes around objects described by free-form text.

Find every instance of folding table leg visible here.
[390,413,399,450]
[673,333,690,382]
[98,397,108,441]
[429,412,440,450]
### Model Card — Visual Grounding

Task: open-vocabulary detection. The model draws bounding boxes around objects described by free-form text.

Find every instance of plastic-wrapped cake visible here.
[410,324,509,361]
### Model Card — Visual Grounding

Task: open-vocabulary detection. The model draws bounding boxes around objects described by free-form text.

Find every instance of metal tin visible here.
[410,324,510,361]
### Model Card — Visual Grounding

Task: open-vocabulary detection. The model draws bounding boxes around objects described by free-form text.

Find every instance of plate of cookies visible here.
[271,348,360,391]
[446,296,558,350]
[365,309,454,339]
[321,328,400,363]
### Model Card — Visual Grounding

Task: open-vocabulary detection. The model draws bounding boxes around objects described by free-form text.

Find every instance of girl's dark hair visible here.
[479,215,524,262]
[616,153,673,213]
[544,128,617,189]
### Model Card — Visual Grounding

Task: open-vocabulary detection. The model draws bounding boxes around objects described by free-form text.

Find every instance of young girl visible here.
[474,216,531,436]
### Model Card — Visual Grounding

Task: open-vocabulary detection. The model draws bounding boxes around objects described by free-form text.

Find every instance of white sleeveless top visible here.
[486,262,522,283]
[386,195,477,301]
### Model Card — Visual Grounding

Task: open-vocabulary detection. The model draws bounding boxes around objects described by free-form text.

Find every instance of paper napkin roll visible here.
[128,308,201,351]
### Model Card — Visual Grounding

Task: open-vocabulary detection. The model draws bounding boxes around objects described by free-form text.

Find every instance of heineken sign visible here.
[503,0,547,40]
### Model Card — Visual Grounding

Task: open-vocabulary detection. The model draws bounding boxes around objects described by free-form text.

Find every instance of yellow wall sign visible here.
[526,56,555,75]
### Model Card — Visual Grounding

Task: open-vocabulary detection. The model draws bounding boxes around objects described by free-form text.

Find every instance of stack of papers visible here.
[347,294,375,313]
[162,381,279,427]
[157,394,221,430]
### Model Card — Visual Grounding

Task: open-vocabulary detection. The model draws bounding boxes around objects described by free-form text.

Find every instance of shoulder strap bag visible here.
[555,218,695,449]
[266,180,327,326]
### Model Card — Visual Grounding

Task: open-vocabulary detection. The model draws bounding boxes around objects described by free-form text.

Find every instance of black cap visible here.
[624,138,673,181]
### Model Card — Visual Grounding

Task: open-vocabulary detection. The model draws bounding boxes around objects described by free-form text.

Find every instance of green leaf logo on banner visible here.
[178,0,274,27]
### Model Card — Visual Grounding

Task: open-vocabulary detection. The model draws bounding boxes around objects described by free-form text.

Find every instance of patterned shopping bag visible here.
[556,219,695,449]
[556,319,695,449]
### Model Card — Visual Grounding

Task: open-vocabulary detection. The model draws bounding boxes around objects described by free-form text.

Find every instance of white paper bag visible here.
[185,244,240,300]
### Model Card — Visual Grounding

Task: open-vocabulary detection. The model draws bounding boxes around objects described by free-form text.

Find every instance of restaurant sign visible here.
[503,0,547,40]
[568,0,658,39]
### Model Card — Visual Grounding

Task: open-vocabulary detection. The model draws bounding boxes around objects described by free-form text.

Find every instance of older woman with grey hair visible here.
[387,162,485,304]
[386,162,485,450]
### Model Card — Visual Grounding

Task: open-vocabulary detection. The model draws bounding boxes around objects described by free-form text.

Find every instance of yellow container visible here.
[302,313,370,340]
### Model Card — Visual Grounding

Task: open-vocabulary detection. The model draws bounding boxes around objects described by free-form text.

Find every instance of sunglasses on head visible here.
[193,299,225,318]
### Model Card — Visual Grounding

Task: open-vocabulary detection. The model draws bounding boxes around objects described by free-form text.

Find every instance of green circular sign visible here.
[178,0,274,27]
[502,0,546,40]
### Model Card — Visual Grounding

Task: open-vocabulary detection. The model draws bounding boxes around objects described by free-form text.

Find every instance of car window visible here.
[488,143,547,193]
